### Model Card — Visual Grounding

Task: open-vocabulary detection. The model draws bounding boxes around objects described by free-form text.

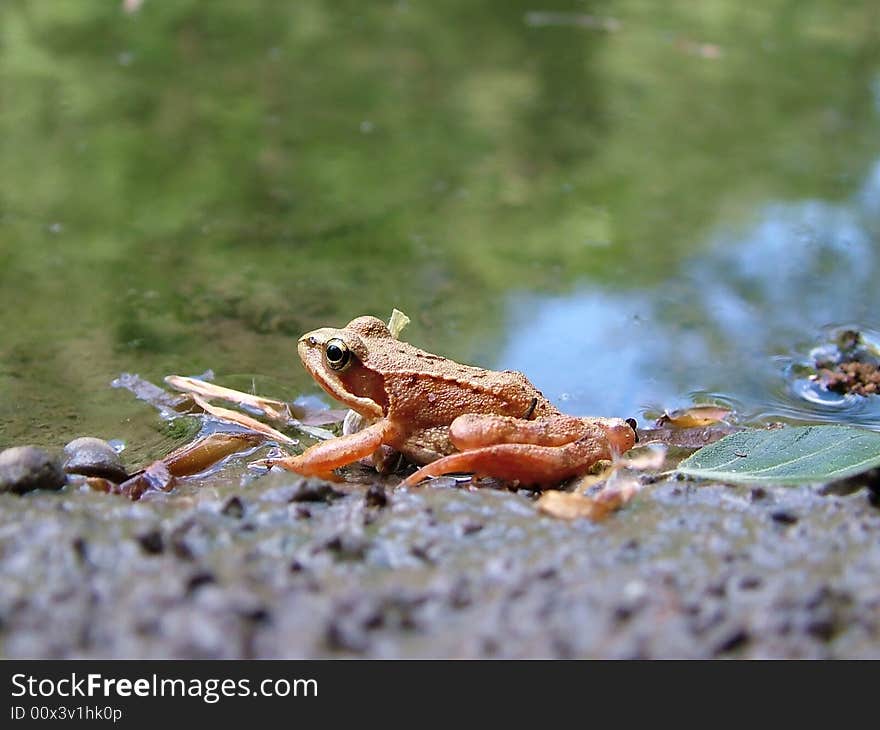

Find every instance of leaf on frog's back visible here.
[112,373,191,413]
[656,405,732,428]
[676,424,880,485]
[387,308,411,340]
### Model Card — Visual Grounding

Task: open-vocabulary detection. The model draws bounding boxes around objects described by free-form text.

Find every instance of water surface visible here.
[2,1,880,457]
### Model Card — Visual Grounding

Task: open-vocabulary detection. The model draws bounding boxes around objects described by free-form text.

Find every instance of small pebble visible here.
[63,437,128,483]
[771,509,799,525]
[0,446,66,494]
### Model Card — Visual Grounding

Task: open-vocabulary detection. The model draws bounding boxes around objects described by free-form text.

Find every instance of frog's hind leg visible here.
[268,420,392,480]
[402,441,599,488]
[449,413,636,454]
[404,416,636,488]
[449,413,587,449]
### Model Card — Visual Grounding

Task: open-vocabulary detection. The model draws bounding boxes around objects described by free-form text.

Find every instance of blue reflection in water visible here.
[499,159,880,426]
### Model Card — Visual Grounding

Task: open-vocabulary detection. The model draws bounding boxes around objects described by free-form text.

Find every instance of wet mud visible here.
[1,470,879,658]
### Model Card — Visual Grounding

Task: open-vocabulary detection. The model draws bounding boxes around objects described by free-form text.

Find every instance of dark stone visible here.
[0,446,66,494]
[771,509,799,525]
[364,483,388,508]
[137,529,164,555]
[186,571,216,593]
[63,437,128,483]
[221,496,245,519]
[714,628,750,655]
[289,479,344,503]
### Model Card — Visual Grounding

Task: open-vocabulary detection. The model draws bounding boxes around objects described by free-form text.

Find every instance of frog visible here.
[270,315,636,487]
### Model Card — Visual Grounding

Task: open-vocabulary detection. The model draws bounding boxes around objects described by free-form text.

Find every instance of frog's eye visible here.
[324,338,351,371]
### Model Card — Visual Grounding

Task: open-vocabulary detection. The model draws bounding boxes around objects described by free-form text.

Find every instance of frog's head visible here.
[297,316,391,419]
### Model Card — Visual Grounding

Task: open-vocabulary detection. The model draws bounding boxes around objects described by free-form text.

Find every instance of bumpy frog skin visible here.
[271,316,636,487]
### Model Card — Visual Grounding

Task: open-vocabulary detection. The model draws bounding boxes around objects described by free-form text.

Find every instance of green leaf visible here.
[676,425,880,485]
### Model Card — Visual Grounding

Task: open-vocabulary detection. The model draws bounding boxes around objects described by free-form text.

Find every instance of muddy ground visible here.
[1,466,879,659]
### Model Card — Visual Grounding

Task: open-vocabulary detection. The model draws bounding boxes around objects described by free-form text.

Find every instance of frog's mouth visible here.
[297,332,384,420]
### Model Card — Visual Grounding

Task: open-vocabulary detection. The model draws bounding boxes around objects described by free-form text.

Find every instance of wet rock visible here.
[0,446,66,494]
[63,437,128,483]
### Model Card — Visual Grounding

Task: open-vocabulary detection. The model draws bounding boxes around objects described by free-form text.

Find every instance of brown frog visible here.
[271,316,636,487]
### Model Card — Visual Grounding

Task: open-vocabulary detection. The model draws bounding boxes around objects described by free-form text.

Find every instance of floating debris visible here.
[807,328,880,397]
[656,405,733,428]
[111,373,191,414]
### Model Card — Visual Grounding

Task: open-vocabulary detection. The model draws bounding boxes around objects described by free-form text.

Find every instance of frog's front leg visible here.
[402,414,635,488]
[268,419,394,480]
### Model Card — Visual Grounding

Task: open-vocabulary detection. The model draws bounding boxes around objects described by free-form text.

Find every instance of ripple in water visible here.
[763,326,880,429]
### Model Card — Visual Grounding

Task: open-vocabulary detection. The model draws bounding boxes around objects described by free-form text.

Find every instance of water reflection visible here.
[500,158,880,427]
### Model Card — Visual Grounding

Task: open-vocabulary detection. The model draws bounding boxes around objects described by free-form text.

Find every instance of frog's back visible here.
[376,339,559,428]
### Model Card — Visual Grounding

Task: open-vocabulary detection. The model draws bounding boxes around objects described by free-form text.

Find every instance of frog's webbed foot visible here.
[267,420,392,480]
[403,415,635,488]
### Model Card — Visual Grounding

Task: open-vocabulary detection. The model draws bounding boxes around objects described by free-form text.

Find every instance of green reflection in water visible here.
[1,0,879,452]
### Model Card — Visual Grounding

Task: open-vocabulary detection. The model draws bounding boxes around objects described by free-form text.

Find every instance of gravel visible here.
[1,467,879,658]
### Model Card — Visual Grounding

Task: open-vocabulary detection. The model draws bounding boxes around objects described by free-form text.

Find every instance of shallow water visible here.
[3,1,880,456]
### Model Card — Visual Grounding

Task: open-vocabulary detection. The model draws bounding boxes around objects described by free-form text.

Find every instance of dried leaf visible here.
[388,308,411,339]
[656,405,732,428]
[120,461,174,501]
[166,375,292,422]
[190,394,298,445]
[537,476,641,522]
[163,432,265,477]
[166,375,342,435]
